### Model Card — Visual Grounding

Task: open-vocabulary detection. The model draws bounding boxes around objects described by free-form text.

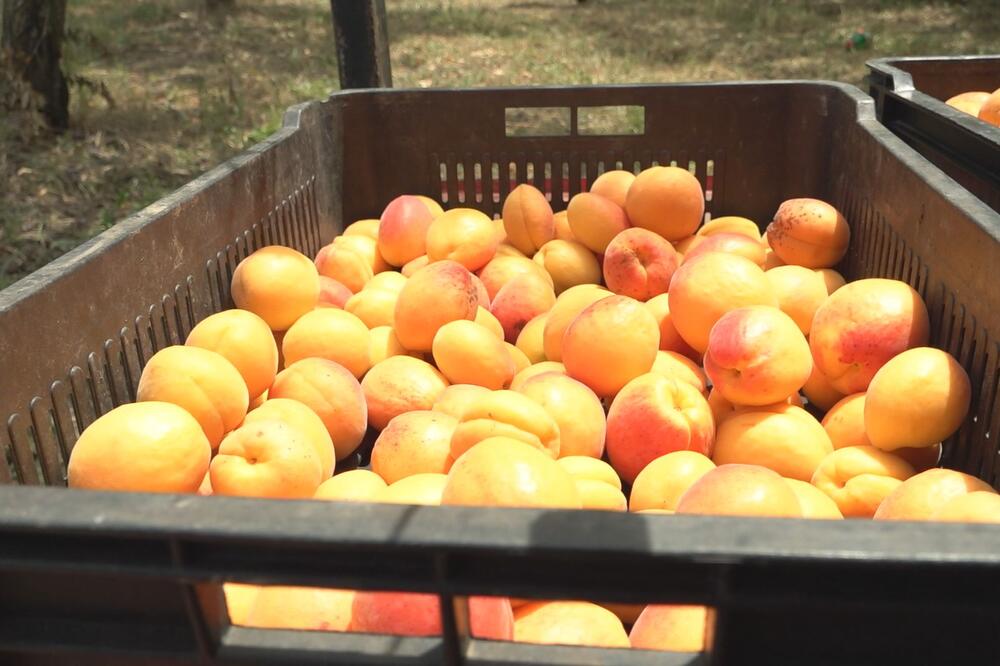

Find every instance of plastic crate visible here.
[3,82,1000,665]
[867,55,1000,213]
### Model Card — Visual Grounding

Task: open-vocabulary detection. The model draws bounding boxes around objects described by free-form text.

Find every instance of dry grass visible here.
[2,0,998,288]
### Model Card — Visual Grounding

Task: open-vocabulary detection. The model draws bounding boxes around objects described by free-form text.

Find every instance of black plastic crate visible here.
[3,82,1000,665]
[867,55,1000,213]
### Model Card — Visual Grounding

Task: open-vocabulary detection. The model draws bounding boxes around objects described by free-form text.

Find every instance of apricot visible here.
[625,166,704,241]
[471,274,490,307]
[314,238,374,294]
[865,347,971,451]
[245,586,353,632]
[706,387,802,426]
[606,373,715,485]
[231,246,319,331]
[675,463,802,517]
[517,372,606,458]
[367,411,456,484]
[945,91,991,116]
[478,255,553,301]
[506,342,532,373]
[552,210,575,241]
[932,492,1000,523]
[475,306,505,340]
[432,320,516,389]
[562,295,660,398]
[314,469,386,501]
[874,468,997,521]
[533,240,601,294]
[590,169,635,208]
[629,605,708,652]
[697,216,761,240]
[210,420,322,499]
[816,268,846,294]
[345,287,398,329]
[351,593,513,639]
[394,260,478,352]
[269,358,367,461]
[401,254,429,277]
[343,218,380,239]
[368,269,409,293]
[510,361,567,391]
[643,293,699,360]
[377,194,438,267]
[244,398,336,479]
[494,242,526,258]
[224,583,259,625]
[542,284,611,361]
[764,265,829,335]
[704,306,812,406]
[368,326,413,365]
[684,231,766,268]
[379,473,449,505]
[673,234,699,256]
[136,345,248,449]
[557,456,621,489]
[597,602,644,628]
[567,192,630,254]
[450,390,561,460]
[602,228,679,300]
[810,445,916,518]
[415,196,444,217]
[822,393,870,449]
[502,184,555,256]
[332,234,391,277]
[442,437,580,508]
[361,355,448,431]
[802,362,844,411]
[514,601,630,648]
[281,308,371,378]
[785,478,843,519]
[895,443,943,473]
[668,252,777,353]
[317,276,353,309]
[426,207,500,271]
[629,450,716,512]
[67,402,210,493]
[977,89,1000,127]
[713,403,830,481]
[490,272,557,343]
[650,350,708,393]
[766,198,850,268]
[575,479,628,511]
[810,278,930,394]
[431,383,491,419]
[186,309,278,400]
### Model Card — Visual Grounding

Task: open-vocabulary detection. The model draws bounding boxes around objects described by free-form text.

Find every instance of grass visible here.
[2,0,999,288]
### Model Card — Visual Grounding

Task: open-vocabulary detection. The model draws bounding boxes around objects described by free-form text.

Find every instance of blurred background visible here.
[2,0,998,288]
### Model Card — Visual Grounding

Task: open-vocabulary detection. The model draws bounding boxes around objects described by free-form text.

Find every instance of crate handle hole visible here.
[577,105,645,136]
[505,107,571,137]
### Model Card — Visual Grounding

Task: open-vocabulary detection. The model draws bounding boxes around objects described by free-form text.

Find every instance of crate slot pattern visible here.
[1,179,320,487]
[836,182,1000,485]
[433,152,716,223]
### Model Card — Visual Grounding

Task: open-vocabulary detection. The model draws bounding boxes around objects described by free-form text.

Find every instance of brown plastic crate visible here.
[867,55,1000,213]
[2,82,1000,665]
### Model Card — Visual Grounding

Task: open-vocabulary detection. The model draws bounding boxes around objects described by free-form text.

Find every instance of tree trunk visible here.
[1,0,69,130]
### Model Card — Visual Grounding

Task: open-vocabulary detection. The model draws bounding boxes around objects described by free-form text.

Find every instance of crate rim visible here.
[5,79,1000,310]
[867,54,1000,90]
[4,486,1000,588]
[866,54,1000,141]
